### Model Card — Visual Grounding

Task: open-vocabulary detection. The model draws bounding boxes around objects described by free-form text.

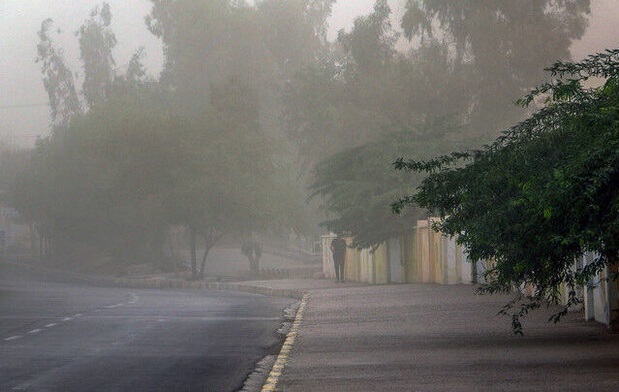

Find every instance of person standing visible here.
[330,234,347,283]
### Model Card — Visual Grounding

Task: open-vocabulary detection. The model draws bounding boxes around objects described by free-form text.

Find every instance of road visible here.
[0,263,294,391]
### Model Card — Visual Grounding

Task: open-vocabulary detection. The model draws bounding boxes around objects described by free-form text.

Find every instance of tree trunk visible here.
[190,227,197,278]
[249,255,259,275]
[29,223,36,256]
[39,235,44,261]
[45,236,52,261]
[198,244,212,279]
[198,229,223,279]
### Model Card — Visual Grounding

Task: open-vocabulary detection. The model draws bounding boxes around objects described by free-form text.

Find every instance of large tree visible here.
[393,49,619,333]
[164,80,285,278]
[36,19,82,126]
[17,1,319,274]
[401,0,591,137]
[145,0,329,266]
[12,86,183,265]
[76,2,117,108]
[300,0,591,251]
[311,131,461,249]
[287,0,591,166]
[284,0,407,167]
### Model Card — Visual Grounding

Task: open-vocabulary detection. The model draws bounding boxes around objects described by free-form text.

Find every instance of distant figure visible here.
[330,235,347,283]
[241,235,263,275]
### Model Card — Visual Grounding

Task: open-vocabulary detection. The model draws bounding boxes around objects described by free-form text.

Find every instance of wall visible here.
[582,252,619,328]
[322,229,617,330]
[321,220,475,285]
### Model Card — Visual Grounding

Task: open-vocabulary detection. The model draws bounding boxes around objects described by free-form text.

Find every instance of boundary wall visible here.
[321,222,618,329]
[321,218,484,285]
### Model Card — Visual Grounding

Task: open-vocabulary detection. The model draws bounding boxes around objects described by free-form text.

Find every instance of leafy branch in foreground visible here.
[393,49,619,333]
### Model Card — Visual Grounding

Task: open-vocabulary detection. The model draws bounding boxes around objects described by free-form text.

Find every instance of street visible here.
[0,264,293,391]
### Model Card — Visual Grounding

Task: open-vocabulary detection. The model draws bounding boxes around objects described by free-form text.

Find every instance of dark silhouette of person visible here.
[241,235,262,275]
[330,235,347,282]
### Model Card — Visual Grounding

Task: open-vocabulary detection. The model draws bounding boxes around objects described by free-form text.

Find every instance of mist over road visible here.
[0,264,293,391]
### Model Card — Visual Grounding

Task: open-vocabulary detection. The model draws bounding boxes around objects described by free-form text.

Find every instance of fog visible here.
[1,2,619,390]
[1,0,618,279]
[0,0,376,146]
[2,1,618,147]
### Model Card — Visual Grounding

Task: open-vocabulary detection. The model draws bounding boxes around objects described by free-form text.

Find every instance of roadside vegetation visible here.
[393,50,619,333]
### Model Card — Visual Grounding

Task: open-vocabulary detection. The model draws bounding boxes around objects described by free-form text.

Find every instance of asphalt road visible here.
[0,264,294,391]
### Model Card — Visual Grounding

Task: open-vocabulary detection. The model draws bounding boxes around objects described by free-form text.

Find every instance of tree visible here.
[145,0,328,274]
[337,0,397,73]
[36,19,82,126]
[20,1,323,275]
[163,79,288,278]
[299,0,592,257]
[12,87,185,265]
[26,5,183,267]
[285,0,590,169]
[311,131,460,249]
[284,0,403,167]
[393,49,619,333]
[76,2,117,108]
[258,0,336,78]
[146,0,282,103]
[0,141,29,201]
[401,0,591,137]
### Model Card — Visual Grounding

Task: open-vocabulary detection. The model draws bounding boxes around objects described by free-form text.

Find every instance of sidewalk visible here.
[243,279,619,391]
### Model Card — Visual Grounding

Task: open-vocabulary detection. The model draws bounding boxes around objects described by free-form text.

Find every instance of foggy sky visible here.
[1,0,618,147]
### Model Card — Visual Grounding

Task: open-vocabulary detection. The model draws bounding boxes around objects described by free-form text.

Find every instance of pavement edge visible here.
[113,277,307,300]
[261,292,309,392]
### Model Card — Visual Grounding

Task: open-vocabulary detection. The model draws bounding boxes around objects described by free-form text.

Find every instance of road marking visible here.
[262,293,309,392]
[3,292,138,344]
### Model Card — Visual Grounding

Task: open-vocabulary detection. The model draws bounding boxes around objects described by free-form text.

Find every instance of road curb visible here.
[112,277,307,300]
[261,292,309,392]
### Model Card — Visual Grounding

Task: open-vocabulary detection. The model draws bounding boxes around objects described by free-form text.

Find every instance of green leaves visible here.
[77,2,117,108]
[542,207,553,220]
[395,49,619,332]
[312,132,461,249]
[36,19,82,126]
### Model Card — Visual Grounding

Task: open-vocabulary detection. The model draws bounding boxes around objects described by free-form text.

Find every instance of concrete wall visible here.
[373,243,388,284]
[416,220,432,283]
[400,233,418,283]
[582,252,619,328]
[344,245,361,282]
[388,238,403,283]
[359,248,374,283]
[322,232,617,330]
[321,235,336,279]
[321,220,476,285]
